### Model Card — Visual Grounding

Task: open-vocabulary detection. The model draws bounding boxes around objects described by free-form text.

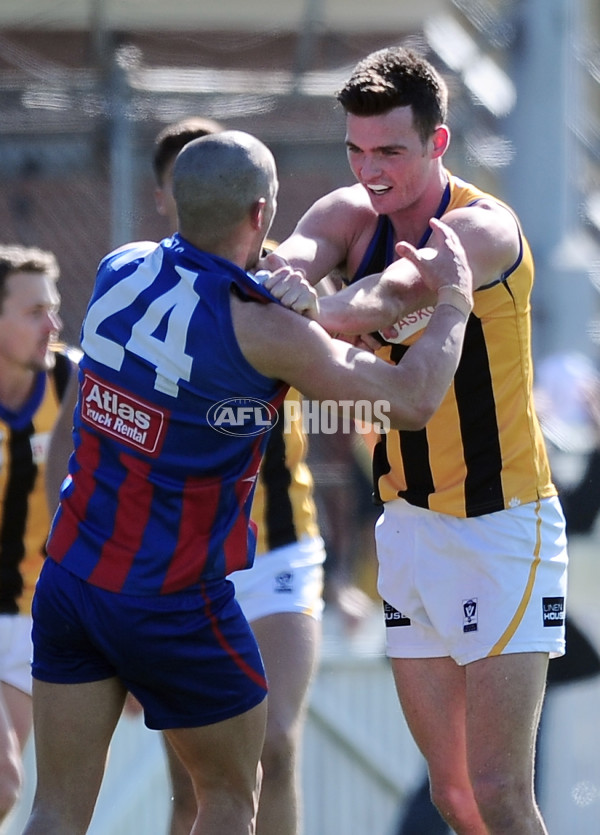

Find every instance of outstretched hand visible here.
[395,217,473,298]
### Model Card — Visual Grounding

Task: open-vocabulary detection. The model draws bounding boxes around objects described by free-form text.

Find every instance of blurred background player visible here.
[0,244,77,824]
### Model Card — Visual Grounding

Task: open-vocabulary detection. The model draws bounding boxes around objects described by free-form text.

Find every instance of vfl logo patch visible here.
[275,571,294,593]
[463,598,478,633]
[80,371,168,457]
[383,601,411,627]
[542,597,565,627]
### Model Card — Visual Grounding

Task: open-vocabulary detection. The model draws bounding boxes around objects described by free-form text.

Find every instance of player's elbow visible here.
[388,392,444,431]
[388,406,428,432]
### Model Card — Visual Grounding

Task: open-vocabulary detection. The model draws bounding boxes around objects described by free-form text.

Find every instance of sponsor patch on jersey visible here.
[542,596,565,627]
[463,598,478,633]
[379,306,435,343]
[383,600,411,627]
[80,371,169,457]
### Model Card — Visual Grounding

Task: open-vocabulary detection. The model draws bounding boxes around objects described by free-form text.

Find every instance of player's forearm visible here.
[315,273,400,335]
[387,294,471,430]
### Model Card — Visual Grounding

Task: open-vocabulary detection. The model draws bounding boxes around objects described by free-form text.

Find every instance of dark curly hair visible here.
[336,47,448,144]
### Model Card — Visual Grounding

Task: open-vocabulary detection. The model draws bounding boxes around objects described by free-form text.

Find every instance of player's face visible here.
[345,106,443,215]
[0,272,62,373]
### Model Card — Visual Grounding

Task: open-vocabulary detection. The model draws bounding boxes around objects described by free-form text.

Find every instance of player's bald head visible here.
[173,130,278,245]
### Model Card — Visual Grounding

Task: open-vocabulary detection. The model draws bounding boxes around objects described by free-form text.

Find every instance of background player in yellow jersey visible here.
[0,245,76,823]
[263,47,566,835]
[155,117,327,835]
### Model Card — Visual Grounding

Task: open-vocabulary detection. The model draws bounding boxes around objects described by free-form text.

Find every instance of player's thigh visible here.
[31,678,126,805]
[164,699,267,793]
[465,651,548,779]
[391,656,469,777]
[251,612,320,732]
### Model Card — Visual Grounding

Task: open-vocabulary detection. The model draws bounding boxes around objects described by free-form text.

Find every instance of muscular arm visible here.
[234,220,473,431]
[267,186,370,285]
[275,197,521,337]
[233,295,468,431]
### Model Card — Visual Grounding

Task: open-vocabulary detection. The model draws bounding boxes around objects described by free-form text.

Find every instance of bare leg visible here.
[0,683,31,822]
[22,677,127,834]
[164,736,197,835]
[392,652,550,835]
[251,612,320,835]
[164,699,266,835]
[466,652,549,834]
[392,657,487,835]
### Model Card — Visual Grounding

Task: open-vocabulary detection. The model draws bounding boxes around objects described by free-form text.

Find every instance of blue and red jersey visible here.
[47,234,287,594]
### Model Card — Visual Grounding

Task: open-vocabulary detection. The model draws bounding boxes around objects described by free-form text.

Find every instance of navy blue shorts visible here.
[32,559,267,730]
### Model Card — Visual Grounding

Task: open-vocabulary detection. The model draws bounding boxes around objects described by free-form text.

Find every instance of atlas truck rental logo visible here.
[207,398,279,436]
[80,371,168,456]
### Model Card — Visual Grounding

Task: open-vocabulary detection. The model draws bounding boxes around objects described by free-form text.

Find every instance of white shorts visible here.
[230,535,326,623]
[376,497,568,666]
[0,614,33,695]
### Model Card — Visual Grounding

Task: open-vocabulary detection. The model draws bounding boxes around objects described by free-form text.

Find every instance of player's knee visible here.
[430,781,480,831]
[0,762,23,823]
[168,780,197,833]
[471,771,531,829]
[261,724,296,782]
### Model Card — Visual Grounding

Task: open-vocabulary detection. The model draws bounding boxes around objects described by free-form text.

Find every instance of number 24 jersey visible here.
[47,235,287,595]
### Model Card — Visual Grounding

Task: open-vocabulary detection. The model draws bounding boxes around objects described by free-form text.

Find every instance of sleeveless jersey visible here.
[0,350,72,614]
[251,387,320,555]
[47,235,288,595]
[352,172,556,517]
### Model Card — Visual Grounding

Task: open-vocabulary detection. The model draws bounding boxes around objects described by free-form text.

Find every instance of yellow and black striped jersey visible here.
[353,173,556,517]
[252,388,320,554]
[0,350,73,614]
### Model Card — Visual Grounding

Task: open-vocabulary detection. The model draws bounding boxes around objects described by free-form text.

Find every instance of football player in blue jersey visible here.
[152,116,327,835]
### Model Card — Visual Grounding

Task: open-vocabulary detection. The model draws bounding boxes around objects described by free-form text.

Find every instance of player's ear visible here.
[250,198,267,232]
[431,125,450,159]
